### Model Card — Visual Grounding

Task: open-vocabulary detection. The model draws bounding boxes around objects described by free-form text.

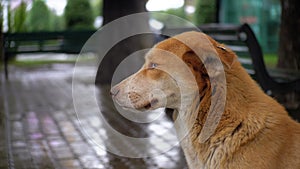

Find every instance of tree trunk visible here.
[276,0,300,111]
[96,0,153,84]
[277,0,300,70]
[0,3,3,64]
[103,0,147,25]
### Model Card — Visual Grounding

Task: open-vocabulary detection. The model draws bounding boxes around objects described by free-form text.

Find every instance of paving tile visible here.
[46,135,64,141]
[52,111,69,122]
[13,158,35,169]
[48,138,67,148]
[59,121,77,133]
[34,156,56,169]
[28,140,44,151]
[12,140,27,148]
[28,132,44,140]
[53,147,74,159]
[12,148,31,160]
[11,129,25,140]
[11,121,23,131]
[30,149,47,158]
[41,115,60,135]
[70,141,94,155]
[25,112,40,134]
[64,132,83,143]
[59,159,82,169]
[79,154,105,169]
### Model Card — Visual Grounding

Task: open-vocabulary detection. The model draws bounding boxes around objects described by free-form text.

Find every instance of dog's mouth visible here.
[112,91,161,111]
[133,98,159,111]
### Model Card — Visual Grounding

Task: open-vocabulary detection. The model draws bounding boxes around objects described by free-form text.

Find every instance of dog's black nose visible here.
[110,87,120,97]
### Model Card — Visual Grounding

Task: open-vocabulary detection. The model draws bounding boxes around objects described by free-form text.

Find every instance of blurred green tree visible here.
[151,7,189,28]
[27,0,51,32]
[7,3,12,32]
[1,1,3,59]
[64,0,95,30]
[49,11,65,31]
[13,1,27,32]
[194,0,216,25]
[0,1,3,31]
[91,0,103,17]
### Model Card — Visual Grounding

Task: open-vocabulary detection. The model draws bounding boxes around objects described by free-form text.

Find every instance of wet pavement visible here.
[0,56,188,169]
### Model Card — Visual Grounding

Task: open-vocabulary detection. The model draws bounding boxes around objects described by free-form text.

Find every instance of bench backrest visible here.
[3,30,95,55]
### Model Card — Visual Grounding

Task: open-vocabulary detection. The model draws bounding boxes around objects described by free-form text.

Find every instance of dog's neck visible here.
[174,66,280,168]
[173,91,206,168]
[173,83,240,168]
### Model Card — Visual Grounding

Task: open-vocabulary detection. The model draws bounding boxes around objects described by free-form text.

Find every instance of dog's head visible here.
[111,31,236,112]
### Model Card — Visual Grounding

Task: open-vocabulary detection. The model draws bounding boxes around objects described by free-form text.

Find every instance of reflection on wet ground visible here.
[0,60,187,169]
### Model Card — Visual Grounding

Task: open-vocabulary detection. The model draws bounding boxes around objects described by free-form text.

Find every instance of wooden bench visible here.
[2,30,95,78]
[162,23,300,96]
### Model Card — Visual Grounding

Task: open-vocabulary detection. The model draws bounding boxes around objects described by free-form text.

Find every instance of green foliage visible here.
[13,1,27,32]
[27,0,51,32]
[5,1,64,32]
[91,0,102,17]
[0,1,3,31]
[7,4,12,32]
[264,53,278,68]
[194,0,216,25]
[11,58,76,67]
[165,8,187,20]
[6,1,28,32]
[49,11,65,31]
[151,8,190,28]
[64,0,95,30]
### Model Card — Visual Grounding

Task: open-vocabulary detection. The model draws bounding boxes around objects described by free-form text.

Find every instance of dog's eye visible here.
[149,62,157,69]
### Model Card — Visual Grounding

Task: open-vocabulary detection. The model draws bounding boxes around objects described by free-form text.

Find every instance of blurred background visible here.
[1,0,281,53]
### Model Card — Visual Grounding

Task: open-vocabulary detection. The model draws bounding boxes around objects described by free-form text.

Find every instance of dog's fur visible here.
[111,31,300,169]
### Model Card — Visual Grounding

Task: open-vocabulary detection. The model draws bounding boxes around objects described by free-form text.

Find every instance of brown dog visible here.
[111,31,300,169]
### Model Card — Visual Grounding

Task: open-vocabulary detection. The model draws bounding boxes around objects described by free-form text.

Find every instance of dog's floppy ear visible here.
[175,31,236,71]
[174,31,227,78]
[182,51,209,97]
[206,36,237,69]
[174,31,227,143]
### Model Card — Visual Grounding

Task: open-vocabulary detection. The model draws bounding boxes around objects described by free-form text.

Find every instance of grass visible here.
[263,53,278,68]
[10,59,76,67]
[4,53,97,68]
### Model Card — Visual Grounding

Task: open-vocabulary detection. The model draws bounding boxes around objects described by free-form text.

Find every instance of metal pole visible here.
[2,0,15,166]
